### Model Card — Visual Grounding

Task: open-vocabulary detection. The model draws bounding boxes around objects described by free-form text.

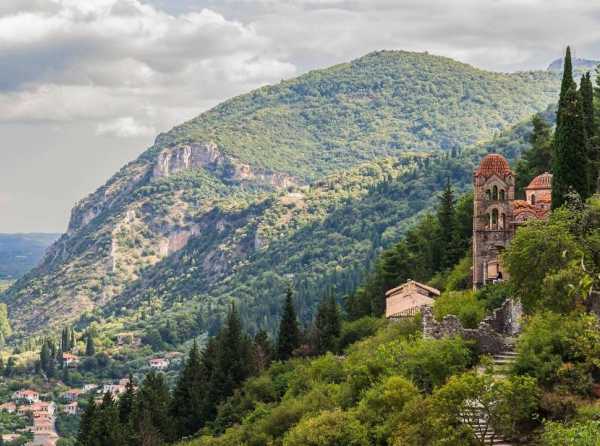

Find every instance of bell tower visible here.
[473,154,515,289]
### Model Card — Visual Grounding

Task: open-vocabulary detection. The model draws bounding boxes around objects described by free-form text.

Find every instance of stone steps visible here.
[465,343,518,446]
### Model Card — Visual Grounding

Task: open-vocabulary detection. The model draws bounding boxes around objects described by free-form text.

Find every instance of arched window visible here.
[492,209,498,228]
[499,189,505,201]
[492,185,498,200]
[531,194,536,205]
[485,189,491,200]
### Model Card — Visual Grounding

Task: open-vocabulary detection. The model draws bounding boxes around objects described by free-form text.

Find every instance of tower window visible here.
[531,194,536,205]
[492,209,498,228]
[492,186,498,200]
[485,189,491,200]
[500,189,505,201]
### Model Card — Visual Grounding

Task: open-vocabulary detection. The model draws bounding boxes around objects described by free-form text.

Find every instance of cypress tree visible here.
[118,374,136,424]
[85,333,95,356]
[552,83,589,208]
[276,286,301,361]
[436,178,458,269]
[581,72,598,192]
[557,46,574,128]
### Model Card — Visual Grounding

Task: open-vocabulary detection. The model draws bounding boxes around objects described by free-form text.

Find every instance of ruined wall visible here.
[422,299,522,355]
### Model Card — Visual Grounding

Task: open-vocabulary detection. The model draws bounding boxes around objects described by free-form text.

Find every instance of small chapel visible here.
[472,153,552,289]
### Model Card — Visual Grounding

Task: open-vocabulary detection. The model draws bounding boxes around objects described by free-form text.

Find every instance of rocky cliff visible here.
[1,50,562,337]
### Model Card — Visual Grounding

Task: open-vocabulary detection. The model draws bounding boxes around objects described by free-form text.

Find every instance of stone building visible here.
[472,154,552,289]
[385,280,440,318]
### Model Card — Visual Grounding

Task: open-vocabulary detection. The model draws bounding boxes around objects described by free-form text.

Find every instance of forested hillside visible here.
[1,50,562,338]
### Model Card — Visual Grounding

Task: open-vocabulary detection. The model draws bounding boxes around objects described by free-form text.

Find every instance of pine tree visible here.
[276,286,301,361]
[133,371,174,444]
[171,341,206,438]
[552,83,589,208]
[94,392,125,446]
[77,396,97,446]
[206,304,252,420]
[118,374,136,423]
[313,292,341,354]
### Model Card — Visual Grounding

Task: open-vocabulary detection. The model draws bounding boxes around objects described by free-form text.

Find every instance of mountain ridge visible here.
[2,50,562,338]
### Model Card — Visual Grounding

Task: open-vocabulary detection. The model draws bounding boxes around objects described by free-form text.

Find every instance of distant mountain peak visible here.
[547,56,599,73]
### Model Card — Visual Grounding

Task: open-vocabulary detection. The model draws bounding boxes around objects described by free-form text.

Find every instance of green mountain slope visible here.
[1,50,560,338]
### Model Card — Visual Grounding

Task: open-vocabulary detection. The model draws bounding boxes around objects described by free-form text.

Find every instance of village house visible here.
[62,402,78,416]
[0,402,17,413]
[61,389,83,402]
[149,357,170,370]
[19,402,55,417]
[472,154,552,288]
[102,383,126,396]
[82,383,99,393]
[12,389,40,403]
[385,280,441,318]
[62,352,80,367]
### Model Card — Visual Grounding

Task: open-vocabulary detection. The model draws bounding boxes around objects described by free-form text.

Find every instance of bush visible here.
[338,317,384,351]
[444,255,472,291]
[539,392,579,422]
[433,291,485,328]
[475,281,513,311]
[283,409,369,446]
[541,420,600,445]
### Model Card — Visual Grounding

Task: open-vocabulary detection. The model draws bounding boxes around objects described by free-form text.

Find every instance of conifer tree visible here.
[133,371,174,444]
[515,114,553,194]
[276,286,301,361]
[556,46,574,128]
[77,397,97,446]
[552,83,589,208]
[313,292,341,354]
[118,374,136,424]
[437,178,458,269]
[171,341,206,438]
[85,333,95,356]
[206,304,252,420]
[581,72,598,192]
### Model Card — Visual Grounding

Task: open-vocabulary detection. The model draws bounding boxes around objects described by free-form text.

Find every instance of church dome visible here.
[476,154,512,177]
[526,172,552,190]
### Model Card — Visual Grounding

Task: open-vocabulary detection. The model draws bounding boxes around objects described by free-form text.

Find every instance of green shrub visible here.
[433,291,485,328]
[542,420,600,445]
[283,409,369,446]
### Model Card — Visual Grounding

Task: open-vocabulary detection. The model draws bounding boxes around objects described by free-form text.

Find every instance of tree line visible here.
[76,289,341,446]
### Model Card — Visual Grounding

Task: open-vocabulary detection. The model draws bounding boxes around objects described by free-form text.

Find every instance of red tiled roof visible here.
[513,200,550,220]
[475,154,512,178]
[526,172,553,190]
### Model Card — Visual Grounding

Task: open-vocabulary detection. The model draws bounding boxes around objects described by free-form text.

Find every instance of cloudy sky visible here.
[1,0,600,233]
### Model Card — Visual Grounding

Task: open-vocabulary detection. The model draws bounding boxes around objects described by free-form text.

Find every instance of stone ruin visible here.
[422,298,523,355]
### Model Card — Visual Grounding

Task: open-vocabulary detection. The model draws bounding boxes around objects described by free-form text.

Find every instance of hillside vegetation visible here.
[1,50,562,338]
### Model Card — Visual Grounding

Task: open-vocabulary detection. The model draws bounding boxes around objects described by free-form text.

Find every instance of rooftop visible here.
[475,153,512,178]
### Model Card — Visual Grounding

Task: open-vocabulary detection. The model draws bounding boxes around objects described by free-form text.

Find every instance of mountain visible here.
[548,56,599,74]
[1,50,562,339]
[0,234,59,280]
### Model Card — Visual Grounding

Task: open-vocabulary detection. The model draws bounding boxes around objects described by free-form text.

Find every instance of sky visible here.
[2,0,600,233]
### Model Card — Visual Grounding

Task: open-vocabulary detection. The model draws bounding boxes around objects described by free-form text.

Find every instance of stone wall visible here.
[422,298,523,355]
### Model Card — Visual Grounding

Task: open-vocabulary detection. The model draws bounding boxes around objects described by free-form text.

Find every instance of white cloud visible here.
[96,116,155,137]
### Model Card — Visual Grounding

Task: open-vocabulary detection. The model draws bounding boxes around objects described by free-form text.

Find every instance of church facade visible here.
[472,154,552,289]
